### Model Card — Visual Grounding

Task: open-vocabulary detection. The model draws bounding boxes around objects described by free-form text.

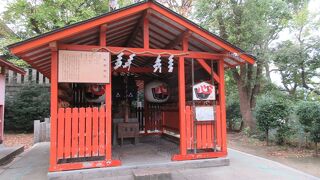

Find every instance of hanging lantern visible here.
[145,81,169,103]
[85,84,106,103]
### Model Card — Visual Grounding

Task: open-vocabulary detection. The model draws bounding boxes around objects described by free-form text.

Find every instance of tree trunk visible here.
[265,63,271,82]
[237,80,255,131]
[266,129,269,146]
[316,142,318,157]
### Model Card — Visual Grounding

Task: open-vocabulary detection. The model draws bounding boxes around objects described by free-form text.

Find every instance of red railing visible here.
[162,110,179,133]
[55,107,111,166]
[185,105,221,150]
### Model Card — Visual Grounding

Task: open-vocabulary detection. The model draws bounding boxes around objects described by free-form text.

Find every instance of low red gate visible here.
[185,105,221,150]
[51,107,120,171]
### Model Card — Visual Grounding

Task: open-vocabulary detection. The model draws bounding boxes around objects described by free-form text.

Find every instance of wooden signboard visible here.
[193,82,215,101]
[195,106,215,121]
[58,50,110,83]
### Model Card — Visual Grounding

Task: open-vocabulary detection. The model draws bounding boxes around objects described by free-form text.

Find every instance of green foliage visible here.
[2,0,111,38]
[226,99,242,131]
[193,0,304,130]
[295,101,320,155]
[273,6,320,96]
[226,70,242,131]
[275,123,293,145]
[5,84,50,132]
[295,101,320,133]
[310,120,320,144]
[255,92,290,144]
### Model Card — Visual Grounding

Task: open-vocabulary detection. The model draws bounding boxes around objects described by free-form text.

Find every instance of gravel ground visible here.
[3,133,33,150]
[228,132,320,177]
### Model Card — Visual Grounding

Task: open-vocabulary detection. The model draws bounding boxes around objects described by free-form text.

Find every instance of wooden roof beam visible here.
[166,30,191,49]
[196,59,220,83]
[126,10,151,47]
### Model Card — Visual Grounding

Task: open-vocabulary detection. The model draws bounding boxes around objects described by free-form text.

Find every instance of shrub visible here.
[310,120,320,156]
[255,94,290,145]
[226,99,242,131]
[296,101,320,155]
[275,123,293,145]
[5,84,50,132]
[296,101,320,133]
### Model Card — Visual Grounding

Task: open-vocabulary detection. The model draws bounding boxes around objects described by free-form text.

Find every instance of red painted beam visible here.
[58,44,224,60]
[196,59,220,83]
[113,67,174,73]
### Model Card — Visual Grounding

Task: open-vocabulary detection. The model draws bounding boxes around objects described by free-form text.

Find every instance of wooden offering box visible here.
[117,122,139,146]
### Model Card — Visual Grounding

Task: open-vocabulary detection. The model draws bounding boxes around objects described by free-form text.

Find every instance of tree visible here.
[296,101,320,156]
[1,0,139,67]
[193,0,300,131]
[157,0,193,17]
[2,0,111,39]
[273,6,320,96]
[255,93,290,145]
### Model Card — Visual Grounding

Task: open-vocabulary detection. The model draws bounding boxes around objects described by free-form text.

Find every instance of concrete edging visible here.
[48,157,230,179]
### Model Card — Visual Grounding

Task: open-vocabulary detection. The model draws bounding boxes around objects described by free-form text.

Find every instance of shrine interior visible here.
[57,55,218,157]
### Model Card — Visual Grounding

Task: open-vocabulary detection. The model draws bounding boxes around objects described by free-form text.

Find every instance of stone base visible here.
[48,157,230,180]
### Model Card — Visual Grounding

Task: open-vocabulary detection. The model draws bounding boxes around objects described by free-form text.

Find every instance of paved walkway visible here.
[0,142,318,180]
[0,143,49,180]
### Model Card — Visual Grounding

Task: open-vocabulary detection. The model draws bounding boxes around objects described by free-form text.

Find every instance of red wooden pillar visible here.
[100,25,121,166]
[178,56,186,156]
[218,59,227,152]
[172,36,189,160]
[100,24,112,160]
[49,42,58,171]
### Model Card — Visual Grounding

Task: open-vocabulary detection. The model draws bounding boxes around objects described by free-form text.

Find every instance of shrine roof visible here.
[0,56,25,75]
[7,0,255,78]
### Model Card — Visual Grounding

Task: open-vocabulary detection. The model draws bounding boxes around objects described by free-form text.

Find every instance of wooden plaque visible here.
[58,50,110,83]
[195,106,215,121]
[193,82,215,101]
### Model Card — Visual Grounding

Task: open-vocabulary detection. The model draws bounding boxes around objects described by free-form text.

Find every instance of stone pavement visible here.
[0,142,319,180]
[0,143,49,180]
[0,145,24,165]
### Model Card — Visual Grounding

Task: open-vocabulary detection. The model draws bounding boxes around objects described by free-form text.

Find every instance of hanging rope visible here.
[92,47,189,56]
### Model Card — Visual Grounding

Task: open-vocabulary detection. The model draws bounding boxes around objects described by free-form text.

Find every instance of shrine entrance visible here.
[108,56,221,164]
[7,0,255,172]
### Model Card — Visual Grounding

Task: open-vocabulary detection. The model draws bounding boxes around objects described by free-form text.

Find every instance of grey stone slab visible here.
[0,145,24,165]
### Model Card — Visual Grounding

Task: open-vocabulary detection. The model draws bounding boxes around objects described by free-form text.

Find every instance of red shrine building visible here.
[7,0,255,172]
[0,57,25,144]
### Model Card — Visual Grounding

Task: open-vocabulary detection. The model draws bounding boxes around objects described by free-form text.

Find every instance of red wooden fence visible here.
[185,105,221,150]
[56,107,107,161]
[162,111,179,133]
